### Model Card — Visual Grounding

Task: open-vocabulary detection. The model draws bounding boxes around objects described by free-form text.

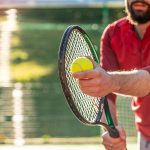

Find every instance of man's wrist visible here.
[108,72,121,93]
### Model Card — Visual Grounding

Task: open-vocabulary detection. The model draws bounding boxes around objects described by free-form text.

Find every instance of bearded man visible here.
[100,0,150,149]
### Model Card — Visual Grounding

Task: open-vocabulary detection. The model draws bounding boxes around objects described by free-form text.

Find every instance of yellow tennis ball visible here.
[70,57,94,73]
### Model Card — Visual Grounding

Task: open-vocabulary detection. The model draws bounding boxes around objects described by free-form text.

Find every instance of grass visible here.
[11,62,54,82]
[10,28,63,82]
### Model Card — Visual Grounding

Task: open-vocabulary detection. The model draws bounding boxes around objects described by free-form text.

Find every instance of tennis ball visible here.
[70,57,94,73]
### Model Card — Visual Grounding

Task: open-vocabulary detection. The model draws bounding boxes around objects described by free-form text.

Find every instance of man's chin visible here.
[134,11,146,16]
[129,10,150,24]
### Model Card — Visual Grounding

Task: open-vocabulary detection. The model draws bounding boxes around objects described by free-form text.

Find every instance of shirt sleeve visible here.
[100,25,120,102]
[100,25,120,71]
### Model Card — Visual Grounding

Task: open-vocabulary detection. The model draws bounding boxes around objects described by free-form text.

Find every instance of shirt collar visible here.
[126,17,150,33]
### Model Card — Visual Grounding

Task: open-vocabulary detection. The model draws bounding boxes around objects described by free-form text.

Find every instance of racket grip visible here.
[108,127,127,150]
[109,127,127,150]
[109,127,120,138]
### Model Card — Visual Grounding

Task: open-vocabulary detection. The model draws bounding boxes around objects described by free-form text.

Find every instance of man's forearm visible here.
[109,69,150,97]
[73,65,150,98]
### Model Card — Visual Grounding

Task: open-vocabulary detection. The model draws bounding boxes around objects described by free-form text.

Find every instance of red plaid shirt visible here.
[100,17,150,140]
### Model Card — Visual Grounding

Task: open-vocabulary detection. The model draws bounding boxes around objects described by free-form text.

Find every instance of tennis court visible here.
[0,136,137,149]
[0,142,137,150]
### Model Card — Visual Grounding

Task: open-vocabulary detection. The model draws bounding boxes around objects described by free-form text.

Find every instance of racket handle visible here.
[109,127,120,138]
[109,127,128,150]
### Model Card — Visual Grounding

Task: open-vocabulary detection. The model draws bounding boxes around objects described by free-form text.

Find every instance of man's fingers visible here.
[72,70,96,79]
[72,66,102,79]
[102,130,126,150]
[78,78,100,87]
[116,126,126,140]
[103,140,126,150]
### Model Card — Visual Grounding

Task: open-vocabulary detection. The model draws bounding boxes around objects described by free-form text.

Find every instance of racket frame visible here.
[58,25,119,138]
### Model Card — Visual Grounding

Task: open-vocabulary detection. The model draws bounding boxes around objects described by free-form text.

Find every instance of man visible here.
[73,0,150,149]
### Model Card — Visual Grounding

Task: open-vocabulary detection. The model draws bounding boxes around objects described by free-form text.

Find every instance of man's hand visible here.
[102,126,126,150]
[72,65,119,97]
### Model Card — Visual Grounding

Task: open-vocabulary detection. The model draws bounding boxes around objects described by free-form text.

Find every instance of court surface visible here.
[0,143,137,150]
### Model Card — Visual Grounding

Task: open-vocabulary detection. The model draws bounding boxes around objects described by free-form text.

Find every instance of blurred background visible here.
[0,0,136,149]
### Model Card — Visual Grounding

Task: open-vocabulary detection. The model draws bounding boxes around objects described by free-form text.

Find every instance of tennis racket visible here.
[58,25,119,138]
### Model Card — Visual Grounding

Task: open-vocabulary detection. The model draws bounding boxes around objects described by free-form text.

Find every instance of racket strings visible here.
[64,29,101,123]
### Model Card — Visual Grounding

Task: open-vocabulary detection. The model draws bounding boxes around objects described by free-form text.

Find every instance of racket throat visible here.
[98,97,120,138]
[104,97,115,126]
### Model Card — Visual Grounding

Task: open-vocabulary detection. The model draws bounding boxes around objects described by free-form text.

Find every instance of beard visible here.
[125,0,150,24]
